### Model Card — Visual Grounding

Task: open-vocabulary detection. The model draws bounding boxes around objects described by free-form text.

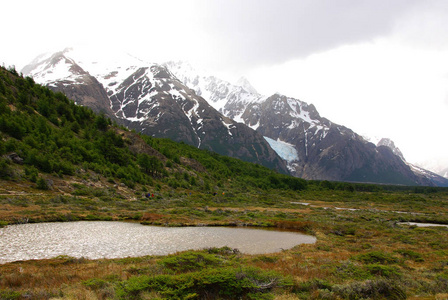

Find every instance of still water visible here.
[398,222,448,228]
[0,221,316,263]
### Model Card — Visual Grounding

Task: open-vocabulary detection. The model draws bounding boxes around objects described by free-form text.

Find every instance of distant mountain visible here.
[376,138,448,187]
[414,160,448,180]
[440,167,448,179]
[22,48,288,173]
[377,138,405,161]
[23,50,447,186]
[166,61,447,186]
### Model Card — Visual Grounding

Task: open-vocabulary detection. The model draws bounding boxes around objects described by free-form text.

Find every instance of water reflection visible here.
[0,221,316,263]
[398,222,448,228]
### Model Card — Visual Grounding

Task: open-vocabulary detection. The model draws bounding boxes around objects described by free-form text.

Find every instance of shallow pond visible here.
[0,221,316,263]
[398,222,448,228]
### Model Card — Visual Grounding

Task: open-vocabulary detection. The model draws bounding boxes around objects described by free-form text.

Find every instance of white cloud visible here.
[2,0,447,172]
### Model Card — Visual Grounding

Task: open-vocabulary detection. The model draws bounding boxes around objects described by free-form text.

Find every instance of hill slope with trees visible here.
[0,65,307,205]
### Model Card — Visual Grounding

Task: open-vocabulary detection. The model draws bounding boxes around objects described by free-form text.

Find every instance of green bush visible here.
[0,289,22,300]
[116,267,283,300]
[394,249,424,262]
[365,264,401,278]
[159,251,223,272]
[332,279,406,300]
[83,278,110,290]
[0,158,12,179]
[25,165,38,182]
[36,177,49,190]
[355,251,398,264]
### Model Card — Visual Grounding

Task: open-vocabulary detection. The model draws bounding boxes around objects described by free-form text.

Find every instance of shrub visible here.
[293,278,333,296]
[36,177,49,190]
[83,278,115,299]
[355,251,398,264]
[394,249,424,262]
[25,165,39,182]
[116,267,284,300]
[332,279,406,300]
[331,224,356,236]
[275,220,313,232]
[83,278,110,290]
[0,289,22,300]
[0,158,12,179]
[333,261,370,280]
[365,264,401,278]
[159,251,223,272]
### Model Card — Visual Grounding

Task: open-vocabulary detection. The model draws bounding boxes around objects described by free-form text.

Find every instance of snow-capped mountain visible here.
[163,61,266,123]
[22,48,288,173]
[414,160,448,180]
[167,61,447,186]
[377,138,405,161]
[375,138,448,187]
[22,50,448,186]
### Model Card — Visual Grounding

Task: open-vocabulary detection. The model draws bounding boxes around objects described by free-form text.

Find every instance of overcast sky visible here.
[2,0,448,172]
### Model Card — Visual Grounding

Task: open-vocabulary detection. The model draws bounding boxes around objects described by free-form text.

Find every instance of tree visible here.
[94,114,110,131]
[0,158,12,179]
[36,177,49,190]
[138,153,163,177]
[0,78,6,95]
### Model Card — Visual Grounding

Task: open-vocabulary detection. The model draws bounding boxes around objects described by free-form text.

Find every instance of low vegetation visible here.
[1,66,448,299]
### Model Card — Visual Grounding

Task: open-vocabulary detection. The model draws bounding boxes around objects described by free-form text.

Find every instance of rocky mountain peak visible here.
[22,49,288,173]
[167,62,448,186]
[236,77,258,94]
[22,50,448,186]
[377,138,405,161]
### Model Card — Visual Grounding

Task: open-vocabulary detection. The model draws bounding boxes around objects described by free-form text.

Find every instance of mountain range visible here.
[164,61,448,187]
[22,48,287,174]
[22,48,448,186]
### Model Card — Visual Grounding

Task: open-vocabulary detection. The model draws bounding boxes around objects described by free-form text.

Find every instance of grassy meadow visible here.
[1,179,448,299]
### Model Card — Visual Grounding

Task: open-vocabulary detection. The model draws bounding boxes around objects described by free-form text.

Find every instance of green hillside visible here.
[2,66,448,299]
[0,65,307,199]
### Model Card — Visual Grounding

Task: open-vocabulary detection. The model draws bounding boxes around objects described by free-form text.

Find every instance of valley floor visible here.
[1,178,448,299]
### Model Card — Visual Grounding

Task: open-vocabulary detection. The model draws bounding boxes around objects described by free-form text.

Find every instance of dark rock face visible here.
[24,53,446,186]
[377,138,448,187]
[113,66,288,173]
[48,76,114,117]
[241,94,430,185]
[22,52,288,174]
[166,62,448,186]
[26,53,114,117]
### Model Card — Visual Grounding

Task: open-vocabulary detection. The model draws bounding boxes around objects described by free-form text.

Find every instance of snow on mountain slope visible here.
[24,53,84,86]
[23,50,446,186]
[408,164,448,187]
[22,48,289,173]
[167,61,447,186]
[165,61,331,132]
[264,137,299,163]
[163,61,267,121]
[376,138,448,186]
[414,160,448,180]
[236,76,258,94]
[377,138,405,161]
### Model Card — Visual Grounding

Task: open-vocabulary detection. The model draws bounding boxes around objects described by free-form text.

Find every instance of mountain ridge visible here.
[165,61,448,187]
[22,50,448,186]
[22,49,288,174]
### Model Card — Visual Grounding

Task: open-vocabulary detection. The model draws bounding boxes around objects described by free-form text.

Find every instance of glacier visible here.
[264,137,299,163]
